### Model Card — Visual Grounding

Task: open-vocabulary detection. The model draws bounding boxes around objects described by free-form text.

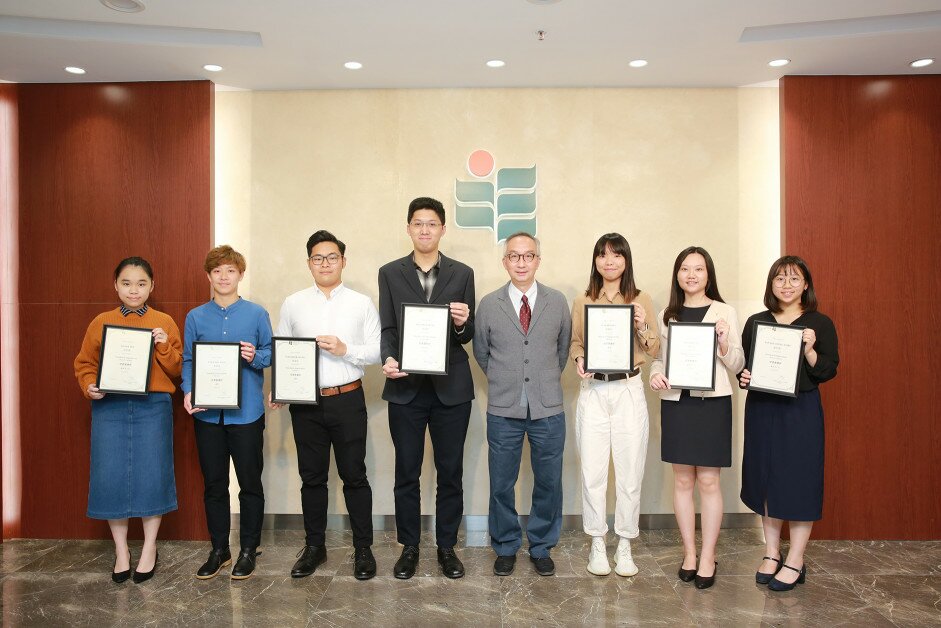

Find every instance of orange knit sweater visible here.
[74,307,183,399]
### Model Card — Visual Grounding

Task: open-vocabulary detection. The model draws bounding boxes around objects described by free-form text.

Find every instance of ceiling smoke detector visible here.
[101,0,146,13]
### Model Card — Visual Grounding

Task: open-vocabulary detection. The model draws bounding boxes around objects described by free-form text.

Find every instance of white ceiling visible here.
[1,0,940,90]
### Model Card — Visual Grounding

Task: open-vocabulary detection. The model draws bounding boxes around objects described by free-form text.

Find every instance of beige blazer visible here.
[649,300,745,400]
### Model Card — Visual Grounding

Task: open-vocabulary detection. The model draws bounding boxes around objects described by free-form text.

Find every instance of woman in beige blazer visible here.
[649,247,744,590]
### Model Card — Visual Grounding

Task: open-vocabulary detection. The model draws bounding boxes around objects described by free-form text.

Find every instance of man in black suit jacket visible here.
[378,197,475,580]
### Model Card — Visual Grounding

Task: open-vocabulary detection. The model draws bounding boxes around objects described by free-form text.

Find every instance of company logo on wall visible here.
[454,150,537,242]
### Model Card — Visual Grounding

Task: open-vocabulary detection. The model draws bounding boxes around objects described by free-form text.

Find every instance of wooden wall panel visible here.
[13,81,213,540]
[781,75,941,539]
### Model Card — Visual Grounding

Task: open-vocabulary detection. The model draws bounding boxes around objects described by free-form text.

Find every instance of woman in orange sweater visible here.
[74,257,183,584]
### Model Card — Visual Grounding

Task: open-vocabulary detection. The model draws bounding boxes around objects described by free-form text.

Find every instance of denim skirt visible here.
[87,392,178,519]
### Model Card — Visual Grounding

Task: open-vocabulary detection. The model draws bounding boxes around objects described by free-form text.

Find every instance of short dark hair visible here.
[407,197,446,225]
[763,255,818,313]
[113,256,153,281]
[306,230,346,258]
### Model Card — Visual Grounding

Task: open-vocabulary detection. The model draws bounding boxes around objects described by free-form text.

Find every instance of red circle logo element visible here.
[467,150,495,178]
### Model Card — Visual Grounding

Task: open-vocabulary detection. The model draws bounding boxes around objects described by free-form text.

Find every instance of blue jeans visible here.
[487,411,565,558]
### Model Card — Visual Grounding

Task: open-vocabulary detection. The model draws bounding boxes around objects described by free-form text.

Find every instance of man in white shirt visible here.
[272,230,381,580]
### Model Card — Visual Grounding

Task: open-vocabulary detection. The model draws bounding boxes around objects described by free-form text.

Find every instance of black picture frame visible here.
[96,324,155,395]
[583,303,635,374]
[191,341,243,409]
[271,336,321,405]
[398,302,451,376]
[665,321,718,391]
[747,320,806,398]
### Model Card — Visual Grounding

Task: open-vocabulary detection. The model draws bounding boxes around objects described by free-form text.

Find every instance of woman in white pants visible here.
[570,233,660,576]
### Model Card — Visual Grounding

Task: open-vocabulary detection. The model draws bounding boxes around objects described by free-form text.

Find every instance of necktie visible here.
[520,294,531,334]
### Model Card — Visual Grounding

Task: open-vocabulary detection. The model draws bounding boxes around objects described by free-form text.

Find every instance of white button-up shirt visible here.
[508,282,538,318]
[275,283,381,387]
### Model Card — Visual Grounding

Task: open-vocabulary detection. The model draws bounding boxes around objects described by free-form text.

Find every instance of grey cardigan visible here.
[473,281,571,419]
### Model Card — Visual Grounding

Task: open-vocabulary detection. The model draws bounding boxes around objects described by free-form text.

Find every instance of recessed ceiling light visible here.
[100,0,145,13]
[486,60,506,68]
[768,59,791,67]
[64,66,86,75]
[203,64,223,72]
[344,61,363,70]
[628,59,648,68]
[910,58,934,68]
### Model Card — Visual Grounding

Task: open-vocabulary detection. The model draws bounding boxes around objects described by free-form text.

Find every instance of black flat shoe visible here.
[678,557,697,583]
[231,548,261,580]
[494,554,516,576]
[196,547,232,580]
[694,561,718,589]
[291,545,326,578]
[393,545,420,579]
[530,555,555,576]
[132,551,159,584]
[112,550,131,584]
[768,564,806,592]
[755,552,783,585]
[353,547,377,580]
[437,547,465,579]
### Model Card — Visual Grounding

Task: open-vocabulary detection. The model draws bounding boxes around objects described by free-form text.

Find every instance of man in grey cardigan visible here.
[473,232,572,577]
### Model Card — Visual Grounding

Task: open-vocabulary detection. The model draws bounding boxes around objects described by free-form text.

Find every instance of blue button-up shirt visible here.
[182,297,272,424]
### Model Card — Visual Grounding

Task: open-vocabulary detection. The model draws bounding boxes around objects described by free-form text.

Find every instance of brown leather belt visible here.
[320,379,362,397]
[593,368,640,382]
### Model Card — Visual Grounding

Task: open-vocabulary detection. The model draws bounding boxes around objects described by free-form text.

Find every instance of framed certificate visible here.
[191,342,243,409]
[271,337,320,405]
[398,303,450,375]
[584,304,634,374]
[665,322,717,391]
[96,324,155,395]
[747,321,805,397]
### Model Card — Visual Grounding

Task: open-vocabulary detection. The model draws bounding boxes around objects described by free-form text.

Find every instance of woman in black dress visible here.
[650,247,744,589]
[739,256,839,592]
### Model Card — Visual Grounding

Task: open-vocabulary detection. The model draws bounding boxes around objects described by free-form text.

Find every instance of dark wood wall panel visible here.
[13,81,213,540]
[781,75,941,539]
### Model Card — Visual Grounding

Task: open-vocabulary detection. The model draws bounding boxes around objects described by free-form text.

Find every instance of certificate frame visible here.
[665,321,718,392]
[398,302,451,376]
[583,304,635,374]
[271,336,321,405]
[747,321,805,398]
[96,324,155,395]
[191,341,243,410]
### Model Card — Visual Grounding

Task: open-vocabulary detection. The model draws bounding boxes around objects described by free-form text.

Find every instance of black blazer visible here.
[378,252,476,406]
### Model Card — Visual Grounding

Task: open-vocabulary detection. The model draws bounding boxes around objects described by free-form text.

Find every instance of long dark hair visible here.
[586,233,639,301]
[763,255,818,313]
[663,246,724,326]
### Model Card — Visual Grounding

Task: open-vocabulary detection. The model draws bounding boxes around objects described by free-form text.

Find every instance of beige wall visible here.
[214,86,780,518]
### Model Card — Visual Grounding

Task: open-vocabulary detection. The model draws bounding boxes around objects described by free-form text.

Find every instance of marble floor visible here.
[2,529,939,626]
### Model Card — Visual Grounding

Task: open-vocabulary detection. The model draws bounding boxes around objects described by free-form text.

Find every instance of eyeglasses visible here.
[409,220,442,230]
[504,252,539,263]
[309,253,342,266]
[773,275,804,287]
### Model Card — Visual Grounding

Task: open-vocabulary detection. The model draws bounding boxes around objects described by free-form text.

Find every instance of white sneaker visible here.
[587,537,611,576]
[615,537,639,577]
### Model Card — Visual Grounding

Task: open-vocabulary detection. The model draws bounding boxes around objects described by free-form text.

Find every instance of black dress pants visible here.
[289,387,373,548]
[388,378,471,547]
[194,414,265,551]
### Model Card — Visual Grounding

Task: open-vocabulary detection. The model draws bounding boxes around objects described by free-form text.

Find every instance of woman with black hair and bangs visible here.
[738,255,839,592]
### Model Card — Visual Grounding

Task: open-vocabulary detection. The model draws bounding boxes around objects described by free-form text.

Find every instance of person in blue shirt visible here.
[182,245,273,581]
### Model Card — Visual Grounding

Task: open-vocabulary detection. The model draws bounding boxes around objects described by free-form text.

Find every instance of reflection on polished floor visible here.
[2,529,939,626]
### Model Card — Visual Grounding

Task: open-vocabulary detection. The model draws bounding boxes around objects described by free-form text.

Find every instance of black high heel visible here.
[112,550,131,583]
[768,564,805,592]
[755,552,783,585]
[132,550,159,584]
[694,561,718,589]
[678,556,697,582]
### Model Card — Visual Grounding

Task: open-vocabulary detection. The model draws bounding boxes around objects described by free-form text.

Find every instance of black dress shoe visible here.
[231,548,261,580]
[393,545,420,579]
[291,545,326,578]
[196,547,232,580]
[694,561,718,589]
[530,555,555,576]
[437,547,465,579]
[132,551,159,584]
[112,550,131,584]
[768,564,805,592]
[678,556,697,583]
[493,554,516,576]
[353,547,377,580]
[755,552,783,585]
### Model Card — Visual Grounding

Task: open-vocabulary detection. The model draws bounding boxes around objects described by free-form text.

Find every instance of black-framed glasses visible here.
[309,253,342,266]
[504,252,538,263]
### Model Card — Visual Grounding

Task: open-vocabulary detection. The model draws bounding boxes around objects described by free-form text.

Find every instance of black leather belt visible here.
[593,369,639,382]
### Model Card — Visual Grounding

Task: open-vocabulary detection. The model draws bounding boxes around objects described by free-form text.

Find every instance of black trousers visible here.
[388,378,471,547]
[290,387,373,548]
[193,414,265,551]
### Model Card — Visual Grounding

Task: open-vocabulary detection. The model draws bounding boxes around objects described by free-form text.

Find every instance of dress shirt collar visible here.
[508,282,538,311]
[314,282,346,301]
[210,296,243,311]
[120,304,149,317]
[412,253,440,273]
[598,288,623,303]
